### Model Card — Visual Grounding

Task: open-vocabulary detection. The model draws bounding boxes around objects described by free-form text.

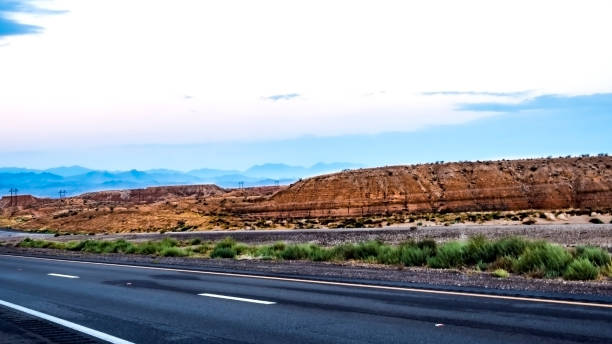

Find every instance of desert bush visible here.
[189,238,202,245]
[376,246,400,265]
[159,237,178,248]
[493,237,528,258]
[465,235,496,264]
[135,242,159,255]
[563,259,599,280]
[255,241,290,259]
[331,241,382,261]
[575,246,611,267]
[210,246,237,258]
[279,244,312,260]
[193,244,210,254]
[216,237,237,249]
[309,245,334,261]
[417,239,437,252]
[492,269,509,278]
[490,256,517,272]
[427,242,465,268]
[589,218,604,224]
[160,247,189,257]
[514,244,572,278]
[398,244,433,266]
[234,243,252,255]
[18,238,64,249]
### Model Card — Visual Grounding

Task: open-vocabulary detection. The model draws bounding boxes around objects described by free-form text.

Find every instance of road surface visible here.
[0,254,611,343]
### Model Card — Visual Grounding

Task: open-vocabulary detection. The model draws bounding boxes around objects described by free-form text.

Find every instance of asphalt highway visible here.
[0,254,611,343]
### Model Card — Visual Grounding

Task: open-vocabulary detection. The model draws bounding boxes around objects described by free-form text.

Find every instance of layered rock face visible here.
[79,184,226,203]
[236,157,612,217]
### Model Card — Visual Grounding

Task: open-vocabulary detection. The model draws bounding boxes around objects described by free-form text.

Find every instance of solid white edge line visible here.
[0,299,134,344]
[48,273,79,279]
[199,293,276,304]
[1,254,611,309]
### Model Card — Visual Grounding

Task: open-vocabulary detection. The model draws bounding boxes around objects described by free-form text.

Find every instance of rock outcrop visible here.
[235,156,612,217]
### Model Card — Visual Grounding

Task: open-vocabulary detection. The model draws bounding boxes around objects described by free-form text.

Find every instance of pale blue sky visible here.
[1,1,611,170]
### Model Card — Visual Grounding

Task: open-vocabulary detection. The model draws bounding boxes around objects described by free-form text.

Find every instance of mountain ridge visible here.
[0,162,362,197]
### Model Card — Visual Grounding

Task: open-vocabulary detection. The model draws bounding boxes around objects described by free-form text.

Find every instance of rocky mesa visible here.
[235,156,612,217]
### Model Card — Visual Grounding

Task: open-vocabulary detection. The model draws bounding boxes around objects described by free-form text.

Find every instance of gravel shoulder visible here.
[1,246,610,302]
[12,223,611,248]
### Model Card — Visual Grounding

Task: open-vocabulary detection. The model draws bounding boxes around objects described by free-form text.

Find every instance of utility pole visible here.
[274,180,279,187]
[238,181,244,189]
[58,190,66,200]
[9,188,18,207]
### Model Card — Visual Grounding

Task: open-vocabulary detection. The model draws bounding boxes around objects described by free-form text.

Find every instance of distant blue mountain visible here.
[0,162,363,198]
[44,166,93,177]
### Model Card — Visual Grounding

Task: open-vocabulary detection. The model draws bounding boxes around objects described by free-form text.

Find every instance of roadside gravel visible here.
[22,223,612,249]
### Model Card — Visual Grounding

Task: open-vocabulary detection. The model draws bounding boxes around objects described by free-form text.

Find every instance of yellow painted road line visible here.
[2,253,611,309]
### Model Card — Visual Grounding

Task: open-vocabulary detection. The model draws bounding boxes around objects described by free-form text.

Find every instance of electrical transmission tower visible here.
[238,181,244,189]
[274,180,279,186]
[9,188,18,207]
[58,190,67,200]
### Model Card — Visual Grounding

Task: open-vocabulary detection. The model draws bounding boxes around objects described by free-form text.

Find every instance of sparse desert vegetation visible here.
[15,236,611,281]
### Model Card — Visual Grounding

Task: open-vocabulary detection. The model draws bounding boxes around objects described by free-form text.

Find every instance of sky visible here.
[1,0,611,170]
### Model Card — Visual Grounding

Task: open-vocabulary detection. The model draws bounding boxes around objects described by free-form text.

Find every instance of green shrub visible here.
[159,237,178,248]
[398,244,432,266]
[417,239,437,252]
[476,260,488,271]
[564,259,599,280]
[309,246,334,261]
[376,246,400,265]
[255,242,289,259]
[589,218,604,224]
[493,237,528,258]
[234,243,251,255]
[189,238,202,245]
[210,246,237,258]
[193,244,210,254]
[492,269,509,278]
[160,247,189,257]
[427,242,465,268]
[136,242,160,255]
[490,256,517,272]
[331,242,380,261]
[216,237,236,249]
[280,244,312,260]
[465,235,496,264]
[514,244,572,278]
[575,246,611,267]
[18,238,63,249]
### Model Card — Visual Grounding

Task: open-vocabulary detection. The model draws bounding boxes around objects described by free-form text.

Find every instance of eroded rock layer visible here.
[235,157,612,217]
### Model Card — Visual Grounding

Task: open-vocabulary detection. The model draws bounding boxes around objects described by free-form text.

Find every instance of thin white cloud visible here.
[0,0,611,150]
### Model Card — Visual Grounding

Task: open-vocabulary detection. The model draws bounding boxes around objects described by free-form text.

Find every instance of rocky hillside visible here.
[79,184,226,203]
[236,156,612,217]
[1,156,611,233]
